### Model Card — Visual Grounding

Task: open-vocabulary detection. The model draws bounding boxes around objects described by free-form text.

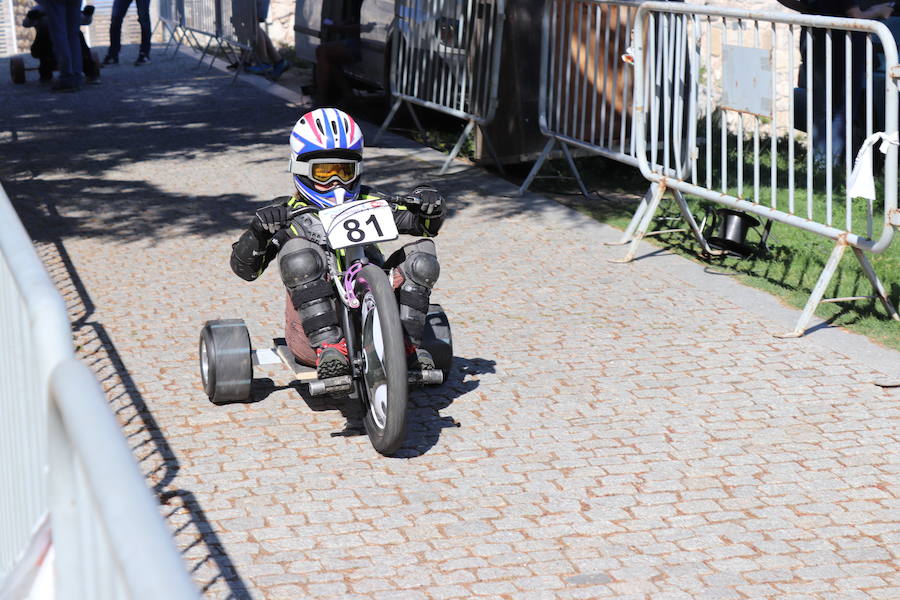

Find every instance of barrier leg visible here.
[515,138,556,197]
[671,190,725,256]
[852,247,900,322]
[161,22,175,55]
[605,184,652,246]
[405,102,427,144]
[439,120,476,175]
[185,29,203,55]
[373,98,403,145]
[208,38,227,73]
[476,124,506,176]
[169,28,185,59]
[230,48,247,85]
[611,180,666,263]
[198,36,213,66]
[776,239,848,338]
[560,143,596,200]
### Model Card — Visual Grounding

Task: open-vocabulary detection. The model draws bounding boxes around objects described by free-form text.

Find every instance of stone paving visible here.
[3,47,900,599]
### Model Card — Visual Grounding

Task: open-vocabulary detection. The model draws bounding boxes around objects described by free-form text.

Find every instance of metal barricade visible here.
[518,0,642,194]
[0,184,200,599]
[630,2,900,336]
[517,0,718,256]
[373,0,508,174]
[156,0,255,82]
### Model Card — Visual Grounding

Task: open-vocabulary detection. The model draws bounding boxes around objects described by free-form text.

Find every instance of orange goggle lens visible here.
[310,162,357,184]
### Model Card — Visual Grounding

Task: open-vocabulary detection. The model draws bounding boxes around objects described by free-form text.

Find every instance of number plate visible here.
[318,199,399,249]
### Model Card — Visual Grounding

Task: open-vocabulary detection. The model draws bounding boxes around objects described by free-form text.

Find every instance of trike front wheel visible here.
[356,264,408,455]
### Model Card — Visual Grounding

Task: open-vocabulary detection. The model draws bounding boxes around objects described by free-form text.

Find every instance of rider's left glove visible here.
[251,205,291,236]
[403,186,445,217]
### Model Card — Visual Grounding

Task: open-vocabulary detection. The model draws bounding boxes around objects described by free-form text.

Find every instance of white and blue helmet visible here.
[289,108,364,208]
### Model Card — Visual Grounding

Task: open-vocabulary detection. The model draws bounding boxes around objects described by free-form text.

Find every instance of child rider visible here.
[229,108,446,380]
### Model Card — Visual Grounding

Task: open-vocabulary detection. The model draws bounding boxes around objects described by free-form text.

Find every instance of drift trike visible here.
[198,197,452,455]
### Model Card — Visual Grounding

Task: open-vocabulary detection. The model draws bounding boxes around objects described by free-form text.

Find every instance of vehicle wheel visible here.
[356,264,408,455]
[11,57,26,84]
[422,304,453,381]
[87,50,101,78]
[199,319,253,405]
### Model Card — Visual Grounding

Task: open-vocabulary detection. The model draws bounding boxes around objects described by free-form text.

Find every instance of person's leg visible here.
[385,239,440,369]
[278,237,348,377]
[63,0,82,84]
[33,23,55,81]
[106,0,131,61]
[80,32,99,80]
[135,0,151,59]
[254,24,275,66]
[41,0,77,88]
[315,41,355,104]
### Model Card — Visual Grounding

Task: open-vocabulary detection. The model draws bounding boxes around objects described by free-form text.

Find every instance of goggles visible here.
[288,157,362,185]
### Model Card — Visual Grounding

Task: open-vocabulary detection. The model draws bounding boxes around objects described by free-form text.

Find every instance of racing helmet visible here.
[289,108,364,207]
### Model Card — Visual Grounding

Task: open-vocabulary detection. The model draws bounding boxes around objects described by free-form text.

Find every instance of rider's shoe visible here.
[316,338,350,379]
[405,339,435,371]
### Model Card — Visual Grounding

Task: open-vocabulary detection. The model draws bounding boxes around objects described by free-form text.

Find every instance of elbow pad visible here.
[230,229,270,281]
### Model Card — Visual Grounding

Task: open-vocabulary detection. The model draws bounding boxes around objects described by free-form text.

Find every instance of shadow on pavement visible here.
[22,201,255,598]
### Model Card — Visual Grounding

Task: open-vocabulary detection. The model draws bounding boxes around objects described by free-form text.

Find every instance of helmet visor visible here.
[289,157,361,185]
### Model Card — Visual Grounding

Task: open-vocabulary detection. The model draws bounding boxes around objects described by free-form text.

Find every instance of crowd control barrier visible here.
[630,2,900,336]
[155,0,256,82]
[516,0,721,256]
[0,184,200,599]
[373,0,508,174]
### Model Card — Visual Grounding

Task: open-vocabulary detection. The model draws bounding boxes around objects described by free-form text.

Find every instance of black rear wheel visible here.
[11,57,26,84]
[356,264,408,455]
[422,304,453,381]
[199,319,253,405]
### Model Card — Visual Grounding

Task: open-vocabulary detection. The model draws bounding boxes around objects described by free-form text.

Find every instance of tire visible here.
[11,57,26,84]
[356,264,408,455]
[422,304,453,380]
[86,50,101,79]
[199,319,253,405]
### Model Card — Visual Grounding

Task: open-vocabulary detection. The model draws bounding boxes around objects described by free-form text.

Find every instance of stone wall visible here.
[266,0,295,50]
[14,0,34,53]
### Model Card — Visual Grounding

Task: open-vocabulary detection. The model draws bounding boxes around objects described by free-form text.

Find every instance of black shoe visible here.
[134,54,151,66]
[407,347,435,371]
[316,341,350,379]
[101,55,117,66]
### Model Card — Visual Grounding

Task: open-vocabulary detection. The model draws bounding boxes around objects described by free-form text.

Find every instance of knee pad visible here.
[279,242,326,290]
[397,251,439,346]
[404,251,440,289]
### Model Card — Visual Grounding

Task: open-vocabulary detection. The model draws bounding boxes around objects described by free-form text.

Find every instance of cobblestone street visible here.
[3,49,900,599]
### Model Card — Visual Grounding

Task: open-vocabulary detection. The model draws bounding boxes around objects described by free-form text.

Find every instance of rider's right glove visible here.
[251,205,291,236]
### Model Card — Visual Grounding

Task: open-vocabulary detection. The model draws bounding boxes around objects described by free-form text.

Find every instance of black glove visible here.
[82,5,95,16]
[251,205,290,236]
[26,8,44,21]
[403,185,445,217]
